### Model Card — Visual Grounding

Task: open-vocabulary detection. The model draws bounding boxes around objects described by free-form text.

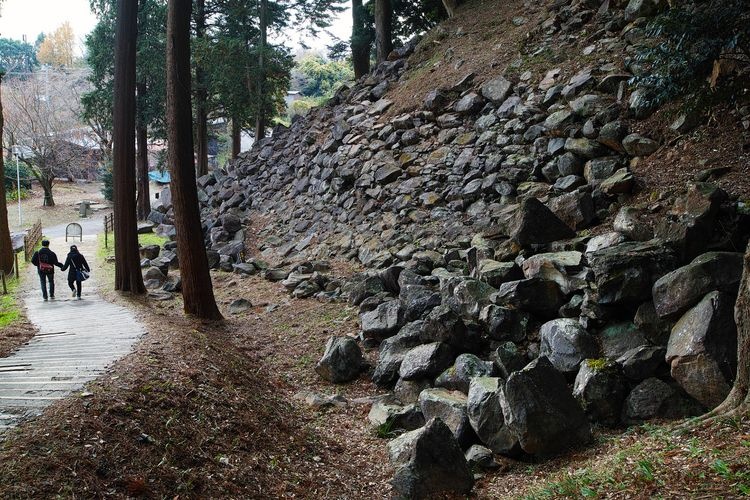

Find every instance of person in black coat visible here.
[30,240,63,301]
[60,245,90,300]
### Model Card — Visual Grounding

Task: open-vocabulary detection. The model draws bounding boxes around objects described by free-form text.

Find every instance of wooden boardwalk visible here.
[0,234,145,434]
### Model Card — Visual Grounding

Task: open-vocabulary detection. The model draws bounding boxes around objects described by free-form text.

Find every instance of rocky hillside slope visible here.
[143,0,750,496]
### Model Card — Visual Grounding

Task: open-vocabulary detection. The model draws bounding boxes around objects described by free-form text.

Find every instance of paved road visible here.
[0,232,145,435]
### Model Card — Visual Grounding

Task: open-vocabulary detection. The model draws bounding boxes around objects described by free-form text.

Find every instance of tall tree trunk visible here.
[374,0,392,64]
[136,113,150,221]
[254,0,268,142]
[0,76,13,275]
[194,0,209,177]
[351,0,371,79]
[166,0,223,320]
[113,0,146,294]
[231,117,241,159]
[711,242,750,415]
[40,178,55,207]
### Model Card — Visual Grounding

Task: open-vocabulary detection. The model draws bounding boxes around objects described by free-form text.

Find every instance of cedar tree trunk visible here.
[113,0,146,294]
[709,242,750,415]
[254,0,268,142]
[166,0,223,320]
[136,105,150,221]
[231,117,241,159]
[374,0,392,64]
[194,0,209,177]
[0,77,13,275]
[351,0,370,79]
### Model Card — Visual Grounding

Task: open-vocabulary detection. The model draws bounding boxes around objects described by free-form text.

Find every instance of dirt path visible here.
[0,234,145,434]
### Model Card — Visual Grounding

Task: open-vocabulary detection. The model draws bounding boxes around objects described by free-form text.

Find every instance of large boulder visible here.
[400,284,442,322]
[666,291,738,409]
[509,198,576,246]
[652,252,744,319]
[491,278,566,318]
[587,241,678,305]
[360,300,404,340]
[521,251,585,295]
[315,336,364,383]
[573,360,628,427]
[387,418,474,499]
[622,378,704,423]
[434,353,494,393]
[599,322,649,360]
[540,319,599,375]
[399,342,455,381]
[368,401,425,432]
[418,388,475,447]
[479,305,530,343]
[475,260,524,288]
[421,306,471,350]
[467,377,520,455]
[445,278,497,321]
[372,322,425,386]
[500,357,592,457]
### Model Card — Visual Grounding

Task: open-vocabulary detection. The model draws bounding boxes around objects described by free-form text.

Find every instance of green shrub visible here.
[100,162,113,201]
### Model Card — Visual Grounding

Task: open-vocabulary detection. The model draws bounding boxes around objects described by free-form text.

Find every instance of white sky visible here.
[0,0,352,57]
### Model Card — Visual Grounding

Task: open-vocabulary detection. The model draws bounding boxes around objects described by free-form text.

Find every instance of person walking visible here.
[60,245,90,300]
[31,239,63,301]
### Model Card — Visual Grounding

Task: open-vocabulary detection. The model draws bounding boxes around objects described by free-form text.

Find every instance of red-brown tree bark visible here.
[0,76,13,275]
[351,0,371,79]
[194,0,209,177]
[113,0,146,294]
[136,97,150,221]
[166,0,223,320]
[374,0,392,64]
[231,117,241,159]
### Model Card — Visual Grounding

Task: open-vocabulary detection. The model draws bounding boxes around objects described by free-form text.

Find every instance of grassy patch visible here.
[0,280,21,328]
[138,233,169,247]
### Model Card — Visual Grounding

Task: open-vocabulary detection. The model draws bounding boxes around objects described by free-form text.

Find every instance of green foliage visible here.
[100,162,113,202]
[3,162,32,192]
[633,0,750,108]
[0,37,37,76]
[292,53,353,98]
[287,96,328,121]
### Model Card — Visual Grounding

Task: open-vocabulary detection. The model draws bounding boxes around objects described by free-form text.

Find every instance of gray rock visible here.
[573,360,628,427]
[400,284,442,322]
[622,134,659,157]
[465,444,500,470]
[600,322,648,360]
[228,298,252,314]
[547,190,596,231]
[372,321,425,386]
[375,164,402,185]
[510,197,575,246]
[399,342,455,380]
[666,291,737,408]
[421,305,470,350]
[625,0,668,21]
[600,168,635,195]
[481,77,512,104]
[139,244,160,261]
[614,207,653,241]
[424,89,449,112]
[540,319,599,375]
[500,357,592,457]
[492,342,528,378]
[467,377,520,455]
[368,401,425,432]
[564,138,609,159]
[220,213,243,233]
[652,252,744,318]
[388,418,474,499]
[315,336,364,383]
[476,260,524,288]
[597,120,628,151]
[395,378,432,405]
[418,388,475,447]
[479,305,530,343]
[492,278,565,318]
[361,300,404,340]
[348,276,386,306]
[587,241,677,305]
[143,266,166,282]
[435,353,494,393]
[617,345,668,381]
[622,378,704,423]
[455,92,484,114]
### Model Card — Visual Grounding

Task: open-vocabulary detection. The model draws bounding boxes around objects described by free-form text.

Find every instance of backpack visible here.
[39,252,54,274]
